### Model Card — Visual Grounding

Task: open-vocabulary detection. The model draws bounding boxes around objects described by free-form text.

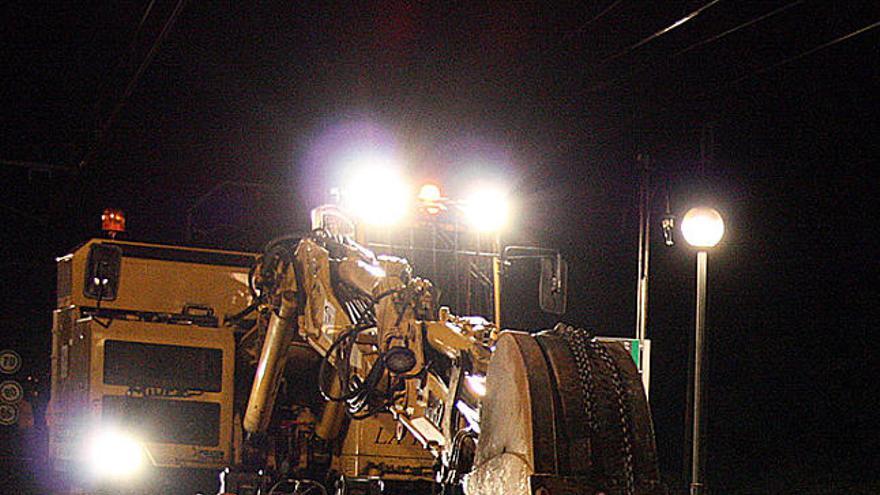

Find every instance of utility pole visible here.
[635,154,651,342]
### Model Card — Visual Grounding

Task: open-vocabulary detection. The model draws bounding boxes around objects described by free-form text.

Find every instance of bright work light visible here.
[343,156,410,226]
[462,187,509,233]
[86,428,146,479]
[681,207,724,248]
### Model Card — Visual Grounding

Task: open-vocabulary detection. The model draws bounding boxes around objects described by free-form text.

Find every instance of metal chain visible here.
[592,340,635,495]
[554,323,597,433]
[554,323,635,495]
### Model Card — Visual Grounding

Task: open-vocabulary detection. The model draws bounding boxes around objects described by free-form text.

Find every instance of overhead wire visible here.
[86,0,159,118]
[565,0,625,39]
[78,0,189,170]
[601,0,724,65]
[103,0,159,81]
[729,18,880,85]
[582,1,809,93]
[671,0,805,58]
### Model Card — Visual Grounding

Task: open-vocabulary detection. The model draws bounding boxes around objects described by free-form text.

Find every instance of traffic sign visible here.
[0,403,18,426]
[0,350,22,375]
[0,380,24,404]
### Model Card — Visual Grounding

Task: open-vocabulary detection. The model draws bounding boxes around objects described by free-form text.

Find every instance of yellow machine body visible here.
[47,216,662,494]
[49,239,254,471]
[334,413,435,481]
[55,239,254,313]
[48,317,235,468]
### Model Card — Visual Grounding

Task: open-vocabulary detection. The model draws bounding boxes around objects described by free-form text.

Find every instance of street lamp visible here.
[681,206,724,495]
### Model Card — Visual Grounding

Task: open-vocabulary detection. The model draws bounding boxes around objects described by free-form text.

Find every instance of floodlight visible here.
[343,156,410,226]
[681,207,724,248]
[86,428,146,479]
[463,187,509,233]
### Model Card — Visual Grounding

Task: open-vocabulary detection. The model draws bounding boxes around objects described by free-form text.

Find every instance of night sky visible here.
[2,1,878,493]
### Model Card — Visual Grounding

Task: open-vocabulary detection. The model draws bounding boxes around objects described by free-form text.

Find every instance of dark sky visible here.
[2,1,879,493]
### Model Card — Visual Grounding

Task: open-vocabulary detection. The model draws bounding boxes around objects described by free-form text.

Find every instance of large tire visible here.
[465,328,664,495]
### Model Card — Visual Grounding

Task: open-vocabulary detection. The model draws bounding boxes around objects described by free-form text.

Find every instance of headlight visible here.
[86,428,146,479]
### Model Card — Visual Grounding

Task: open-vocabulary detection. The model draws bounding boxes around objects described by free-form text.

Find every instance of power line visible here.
[730,19,880,85]
[0,202,49,225]
[78,0,188,171]
[132,0,159,46]
[0,159,76,175]
[566,0,625,39]
[671,0,805,58]
[89,0,159,108]
[602,0,724,65]
[582,1,811,94]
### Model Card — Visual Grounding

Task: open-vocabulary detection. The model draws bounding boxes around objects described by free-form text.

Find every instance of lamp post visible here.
[681,206,725,495]
[635,155,677,343]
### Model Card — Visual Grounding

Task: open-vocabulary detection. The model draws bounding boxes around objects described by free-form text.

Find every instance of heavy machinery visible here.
[48,238,254,492]
[48,197,664,495]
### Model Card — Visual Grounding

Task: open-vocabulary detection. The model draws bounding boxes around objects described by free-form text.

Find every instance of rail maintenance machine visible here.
[47,194,662,495]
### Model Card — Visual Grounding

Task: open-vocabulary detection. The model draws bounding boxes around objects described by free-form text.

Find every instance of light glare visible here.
[343,157,410,226]
[463,188,509,232]
[465,374,487,397]
[87,428,145,479]
[418,183,442,203]
[681,207,724,248]
[418,183,444,215]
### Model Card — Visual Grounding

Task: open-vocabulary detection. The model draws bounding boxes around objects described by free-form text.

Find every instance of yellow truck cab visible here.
[48,239,255,488]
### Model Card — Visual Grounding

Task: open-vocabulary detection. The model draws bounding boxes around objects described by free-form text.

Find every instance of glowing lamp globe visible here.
[681,207,724,248]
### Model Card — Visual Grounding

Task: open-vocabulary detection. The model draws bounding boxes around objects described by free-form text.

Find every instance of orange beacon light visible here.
[101,208,126,238]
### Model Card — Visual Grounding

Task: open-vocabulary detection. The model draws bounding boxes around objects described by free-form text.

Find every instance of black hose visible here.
[223,300,261,327]
[317,323,373,402]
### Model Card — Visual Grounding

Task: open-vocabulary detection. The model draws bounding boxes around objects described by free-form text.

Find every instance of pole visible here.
[635,156,651,341]
[690,250,708,495]
[492,234,502,329]
[637,195,650,341]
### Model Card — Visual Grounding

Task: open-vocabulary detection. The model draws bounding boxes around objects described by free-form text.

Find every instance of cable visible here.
[266,478,328,495]
[223,299,261,326]
[582,1,809,94]
[317,284,410,415]
[90,0,158,102]
[671,0,805,58]
[78,0,189,170]
[565,0,625,39]
[730,19,880,85]
[317,322,374,402]
[602,0,724,65]
[297,480,328,495]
